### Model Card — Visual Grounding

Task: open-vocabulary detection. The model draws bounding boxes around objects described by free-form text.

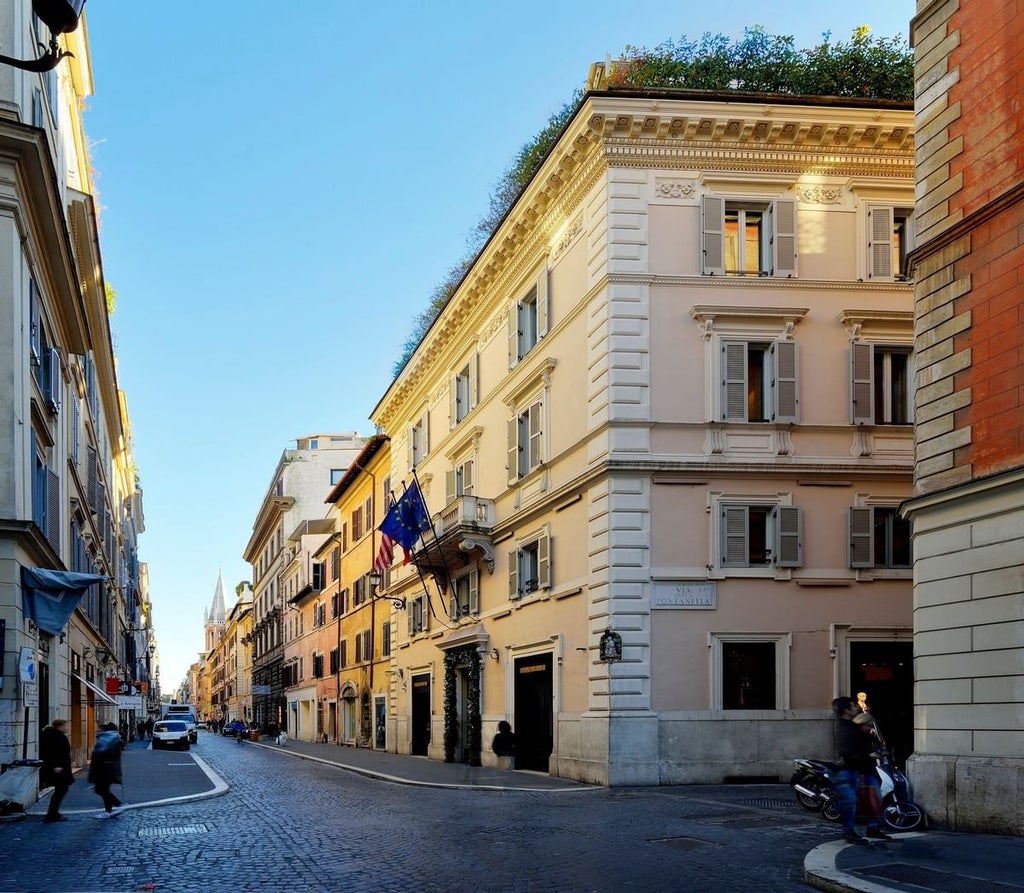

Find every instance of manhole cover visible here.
[138,823,210,837]
[653,836,716,850]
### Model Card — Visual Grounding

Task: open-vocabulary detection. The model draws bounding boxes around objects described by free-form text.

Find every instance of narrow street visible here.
[1,734,839,892]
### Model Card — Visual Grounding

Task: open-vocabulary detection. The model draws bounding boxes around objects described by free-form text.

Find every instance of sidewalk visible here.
[23,734,1024,893]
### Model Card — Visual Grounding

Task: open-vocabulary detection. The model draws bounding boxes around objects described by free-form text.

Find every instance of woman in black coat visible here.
[87,722,124,817]
[39,718,73,823]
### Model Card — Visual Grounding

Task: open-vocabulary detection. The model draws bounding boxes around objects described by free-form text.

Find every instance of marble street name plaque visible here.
[652,581,716,610]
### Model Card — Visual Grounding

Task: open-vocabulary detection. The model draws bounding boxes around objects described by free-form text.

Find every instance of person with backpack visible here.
[39,718,73,823]
[88,722,124,818]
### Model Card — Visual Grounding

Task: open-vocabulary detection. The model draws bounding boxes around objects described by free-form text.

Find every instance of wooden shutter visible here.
[469,569,479,614]
[702,196,726,275]
[537,266,550,338]
[867,206,893,279]
[508,301,520,369]
[537,534,550,590]
[528,401,543,470]
[29,280,40,362]
[775,506,802,567]
[407,425,416,469]
[46,468,60,551]
[355,634,362,663]
[462,459,474,496]
[445,469,457,505]
[722,507,748,566]
[508,548,520,600]
[849,507,874,568]
[421,411,430,459]
[449,374,458,430]
[507,417,520,485]
[850,342,875,425]
[72,401,79,464]
[47,347,61,413]
[469,351,478,409]
[771,200,797,277]
[772,341,799,423]
[722,342,747,421]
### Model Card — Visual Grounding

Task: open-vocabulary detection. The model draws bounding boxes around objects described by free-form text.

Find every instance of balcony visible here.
[415,496,496,573]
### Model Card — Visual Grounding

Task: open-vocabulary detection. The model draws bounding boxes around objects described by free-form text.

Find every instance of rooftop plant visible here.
[392,26,912,376]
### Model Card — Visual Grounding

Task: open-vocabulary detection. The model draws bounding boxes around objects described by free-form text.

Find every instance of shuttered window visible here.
[720,505,802,568]
[508,532,551,600]
[702,197,797,277]
[508,266,550,368]
[720,341,799,423]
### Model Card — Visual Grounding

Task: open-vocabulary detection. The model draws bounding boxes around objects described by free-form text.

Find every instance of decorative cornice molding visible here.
[796,183,844,204]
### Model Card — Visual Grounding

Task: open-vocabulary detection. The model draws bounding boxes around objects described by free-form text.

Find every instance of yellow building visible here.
[371,78,916,783]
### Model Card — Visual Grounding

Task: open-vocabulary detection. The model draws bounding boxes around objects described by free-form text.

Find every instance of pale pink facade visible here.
[372,86,917,784]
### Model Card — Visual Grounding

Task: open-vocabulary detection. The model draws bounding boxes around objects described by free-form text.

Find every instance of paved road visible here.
[2,734,842,892]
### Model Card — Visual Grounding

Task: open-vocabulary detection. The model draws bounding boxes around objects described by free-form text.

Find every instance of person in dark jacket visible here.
[87,722,124,817]
[832,696,890,844]
[492,721,516,766]
[39,718,73,823]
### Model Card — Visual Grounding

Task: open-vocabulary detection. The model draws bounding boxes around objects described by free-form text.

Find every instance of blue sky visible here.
[82,1,916,693]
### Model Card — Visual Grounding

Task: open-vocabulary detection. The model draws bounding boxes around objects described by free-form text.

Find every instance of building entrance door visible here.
[514,653,553,772]
[411,673,431,756]
[850,641,914,767]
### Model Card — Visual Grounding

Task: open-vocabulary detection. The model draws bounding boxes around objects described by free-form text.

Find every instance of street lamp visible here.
[368,570,406,610]
[0,1,87,72]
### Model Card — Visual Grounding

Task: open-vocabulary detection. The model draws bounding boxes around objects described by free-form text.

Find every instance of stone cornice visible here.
[373,94,915,430]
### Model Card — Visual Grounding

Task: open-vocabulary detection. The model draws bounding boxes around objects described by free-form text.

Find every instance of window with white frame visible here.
[866,205,914,281]
[849,506,912,569]
[507,398,543,482]
[450,353,479,427]
[850,343,913,425]
[702,197,797,277]
[710,632,791,710]
[508,530,550,599]
[409,412,429,468]
[508,266,550,367]
[449,569,479,619]
[445,457,474,504]
[408,593,428,635]
[719,503,801,569]
[720,340,799,423]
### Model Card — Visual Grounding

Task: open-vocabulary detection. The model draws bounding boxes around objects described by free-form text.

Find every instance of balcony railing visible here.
[414,496,496,574]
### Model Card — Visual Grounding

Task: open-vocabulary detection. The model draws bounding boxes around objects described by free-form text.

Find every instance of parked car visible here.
[222,720,247,737]
[151,720,190,751]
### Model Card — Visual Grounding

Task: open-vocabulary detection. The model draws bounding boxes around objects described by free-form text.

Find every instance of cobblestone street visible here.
[0,735,841,893]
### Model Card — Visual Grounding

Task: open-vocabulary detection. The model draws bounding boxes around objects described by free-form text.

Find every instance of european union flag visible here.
[379,481,431,553]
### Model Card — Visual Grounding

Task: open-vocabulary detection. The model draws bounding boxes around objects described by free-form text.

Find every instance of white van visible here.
[161,704,198,743]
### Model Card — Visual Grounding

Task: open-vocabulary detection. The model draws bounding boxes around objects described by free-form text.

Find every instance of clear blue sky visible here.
[82,1,916,693]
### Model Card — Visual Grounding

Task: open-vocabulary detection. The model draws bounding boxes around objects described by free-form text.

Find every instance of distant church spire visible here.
[211,570,226,625]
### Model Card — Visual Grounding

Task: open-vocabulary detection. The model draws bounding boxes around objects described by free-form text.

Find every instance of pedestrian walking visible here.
[88,722,124,818]
[136,719,146,742]
[144,716,154,740]
[831,696,891,844]
[39,717,73,823]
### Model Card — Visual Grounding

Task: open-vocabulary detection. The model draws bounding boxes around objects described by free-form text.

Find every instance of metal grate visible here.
[743,797,795,809]
[104,866,134,876]
[853,863,1024,893]
[138,823,210,837]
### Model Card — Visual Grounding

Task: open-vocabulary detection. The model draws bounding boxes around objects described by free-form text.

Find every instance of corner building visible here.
[371,80,917,783]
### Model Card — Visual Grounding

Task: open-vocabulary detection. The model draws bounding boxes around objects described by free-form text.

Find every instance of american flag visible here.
[372,532,394,573]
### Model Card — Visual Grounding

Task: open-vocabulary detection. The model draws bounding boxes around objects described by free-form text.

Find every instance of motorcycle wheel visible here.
[822,802,841,823]
[794,777,823,812]
[883,800,924,831]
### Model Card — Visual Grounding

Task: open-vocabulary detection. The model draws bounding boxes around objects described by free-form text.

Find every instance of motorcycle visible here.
[789,749,925,831]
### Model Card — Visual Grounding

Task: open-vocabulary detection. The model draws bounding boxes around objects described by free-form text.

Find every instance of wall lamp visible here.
[82,646,111,664]
[0,1,85,72]
[368,571,406,610]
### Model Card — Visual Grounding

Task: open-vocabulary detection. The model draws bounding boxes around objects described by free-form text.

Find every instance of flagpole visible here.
[407,470,455,619]
[399,477,456,628]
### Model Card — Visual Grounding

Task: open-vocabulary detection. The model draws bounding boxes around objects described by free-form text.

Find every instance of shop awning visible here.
[73,673,117,706]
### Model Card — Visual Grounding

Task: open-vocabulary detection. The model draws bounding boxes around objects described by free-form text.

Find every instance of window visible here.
[866,205,914,280]
[508,531,550,599]
[340,640,348,668]
[508,267,550,367]
[409,412,429,467]
[409,594,428,635]
[330,468,344,485]
[330,648,339,674]
[355,632,362,663]
[313,653,324,679]
[720,340,798,423]
[340,588,349,614]
[364,497,373,531]
[445,458,474,504]
[330,548,339,582]
[363,630,372,663]
[352,507,363,541]
[381,623,391,657]
[311,562,325,591]
[508,398,543,482]
[720,505,802,568]
[849,506,912,569]
[309,439,319,450]
[850,343,913,425]
[710,633,790,710]
[702,197,797,277]
[450,569,479,619]
[451,354,479,427]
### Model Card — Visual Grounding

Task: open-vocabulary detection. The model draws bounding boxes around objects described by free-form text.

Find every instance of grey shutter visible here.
[849,507,874,568]
[775,506,802,567]
[47,347,61,413]
[537,266,549,338]
[469,351,478,409]
[462,459,474,496]
[46,468,60,551]
[771,200,797,277]
[445,468,457,505]
[507,416,519,485]
[29,280,40,362]
[508,548,520,600]
[528,400,543,470]
[722,341,747,421]
[851,342,875,425]
[868,206,893,279]
[537,534,550,589]
[449,580,458,619]
[449,375,458,430]
[508,302,519,369]
[702,196,726,275]
[469,569,479,614]
[421,411,430,458]
[722,506,748,566]
[407,425,415,469]
[87,446,98,513]
[772,341,799,423]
